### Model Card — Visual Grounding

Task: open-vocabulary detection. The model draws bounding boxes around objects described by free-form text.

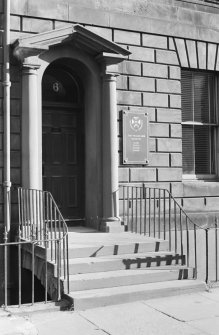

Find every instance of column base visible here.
[100,217,124,233]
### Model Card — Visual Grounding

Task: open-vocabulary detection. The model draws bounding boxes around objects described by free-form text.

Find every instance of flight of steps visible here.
[61,232,205,310]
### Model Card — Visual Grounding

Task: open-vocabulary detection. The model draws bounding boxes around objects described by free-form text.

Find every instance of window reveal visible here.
[181,70,218,176]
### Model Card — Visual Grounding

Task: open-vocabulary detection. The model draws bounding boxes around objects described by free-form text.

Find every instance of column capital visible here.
[101,72,118,82]
[22,62,41,75]
[96,52,127,77]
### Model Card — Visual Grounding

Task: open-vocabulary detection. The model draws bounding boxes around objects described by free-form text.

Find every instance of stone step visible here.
[67,239,169,258]
[64,279,206,311]
[66,251,184,275]
[64,267,194,292]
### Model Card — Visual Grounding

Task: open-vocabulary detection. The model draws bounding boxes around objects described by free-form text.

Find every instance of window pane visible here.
[182,126,195,174]
[194,73,210,123]
[181,71,193,122]
[209,74,216,123]
[181,69,217,176]
[194,126,210,174]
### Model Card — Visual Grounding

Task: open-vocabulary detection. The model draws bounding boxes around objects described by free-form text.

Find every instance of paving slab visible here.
[144,290,219,322]
[80,301,201,335]
[188,317,219,335]
[0,314,37,335]
[4,288,219,335]
[29,310,106,335]
[199,288,219,303]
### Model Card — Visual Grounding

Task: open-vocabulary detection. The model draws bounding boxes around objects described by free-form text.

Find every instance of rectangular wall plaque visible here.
[122,110,149,165]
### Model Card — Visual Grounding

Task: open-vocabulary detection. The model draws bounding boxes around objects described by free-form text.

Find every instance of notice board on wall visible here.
[122,110,149,165]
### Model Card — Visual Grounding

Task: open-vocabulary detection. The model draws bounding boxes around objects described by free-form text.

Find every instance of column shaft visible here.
[102,74,122,232]
[22,65,41,189]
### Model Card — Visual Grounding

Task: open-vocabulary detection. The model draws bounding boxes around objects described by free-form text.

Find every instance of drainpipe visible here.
[3,0,11,233]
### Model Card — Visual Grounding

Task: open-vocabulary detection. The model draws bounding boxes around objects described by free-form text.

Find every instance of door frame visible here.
[42,64,85,220]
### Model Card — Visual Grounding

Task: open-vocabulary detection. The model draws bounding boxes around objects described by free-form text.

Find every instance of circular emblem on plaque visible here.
[130,116,143,132]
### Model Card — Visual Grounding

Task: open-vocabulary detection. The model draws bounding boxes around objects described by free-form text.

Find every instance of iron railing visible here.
[119,184,219,284]
[2,187,69,308]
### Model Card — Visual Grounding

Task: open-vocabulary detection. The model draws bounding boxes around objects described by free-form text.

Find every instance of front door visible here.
[42,65,84,221]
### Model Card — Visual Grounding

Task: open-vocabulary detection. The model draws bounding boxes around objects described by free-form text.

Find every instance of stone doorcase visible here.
[12,25,130,230]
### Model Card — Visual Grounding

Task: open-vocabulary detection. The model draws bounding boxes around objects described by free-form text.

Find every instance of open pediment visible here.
[13,24,131,61]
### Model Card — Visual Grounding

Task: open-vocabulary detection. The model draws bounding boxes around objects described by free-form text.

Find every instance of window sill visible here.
[182,174,217,181]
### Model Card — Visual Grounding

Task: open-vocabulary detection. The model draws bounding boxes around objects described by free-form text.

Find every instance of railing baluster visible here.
[215,219,218,282]
[39,191,43,244]
[23,189,27,239]
[63,235,66,279]
[18,233,21,307]
[131,187,134,233]
[54,202,57,263]
[66,234,69,294]
[186,217,189,268]
[153,188,156,238]
[58,210,61,240]
[168,192,171,251]
[32,241,35,305]
[174,202,177,254]
[140,187,142,234]
[45,233,48,304]
[57,240,61,301]
[127,186,130,231]
[27,189,31,239]
[179,209,183,264]
[163,190,166,240]
[4,230,8,308]
[158,189,161,239]
[35,191,38,241]
[194,225,197,279]
[149,188,151,237]
[206,228,209,284]
[122,186,125,227]
[144,187,147,236]
[135,187,138,233]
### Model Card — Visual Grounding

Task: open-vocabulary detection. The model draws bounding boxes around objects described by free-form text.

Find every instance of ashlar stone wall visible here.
[7,0,219,218]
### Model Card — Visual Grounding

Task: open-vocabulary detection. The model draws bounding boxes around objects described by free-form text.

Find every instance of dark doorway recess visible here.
[42,63,85,223]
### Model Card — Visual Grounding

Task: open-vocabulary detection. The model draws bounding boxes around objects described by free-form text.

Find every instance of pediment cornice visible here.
[12,24,131,62]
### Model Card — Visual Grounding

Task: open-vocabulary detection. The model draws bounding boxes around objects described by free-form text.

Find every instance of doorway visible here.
[42,64,85,222]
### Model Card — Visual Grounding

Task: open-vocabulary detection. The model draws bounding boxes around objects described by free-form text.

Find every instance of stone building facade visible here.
[1,0,219,232]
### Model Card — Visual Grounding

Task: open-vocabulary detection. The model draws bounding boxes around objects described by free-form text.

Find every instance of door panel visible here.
[42,107,84,220]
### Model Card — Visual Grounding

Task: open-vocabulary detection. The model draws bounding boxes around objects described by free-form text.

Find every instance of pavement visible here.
[1,287,219,335]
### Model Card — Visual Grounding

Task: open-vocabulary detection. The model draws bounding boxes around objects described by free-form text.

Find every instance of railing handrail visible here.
[17,186,68,240]
[164,188,208,232]
[119,183,219,285]
[119,184,209,232]
[17,186,69,304]
[48,192,68,239]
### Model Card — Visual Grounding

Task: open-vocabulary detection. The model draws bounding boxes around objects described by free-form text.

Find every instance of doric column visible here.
[96,53,127,232]
[101,72,120,231]
[22,63,41,189]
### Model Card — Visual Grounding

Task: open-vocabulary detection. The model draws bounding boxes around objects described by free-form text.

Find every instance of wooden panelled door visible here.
[42,65,84,222]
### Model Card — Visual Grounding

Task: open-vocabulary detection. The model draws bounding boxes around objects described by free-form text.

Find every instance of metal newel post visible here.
[3,0,11,234]
[57,240,61,301]
[206,228,209,284]
[215,218,218,282]
[4,228,8,308]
